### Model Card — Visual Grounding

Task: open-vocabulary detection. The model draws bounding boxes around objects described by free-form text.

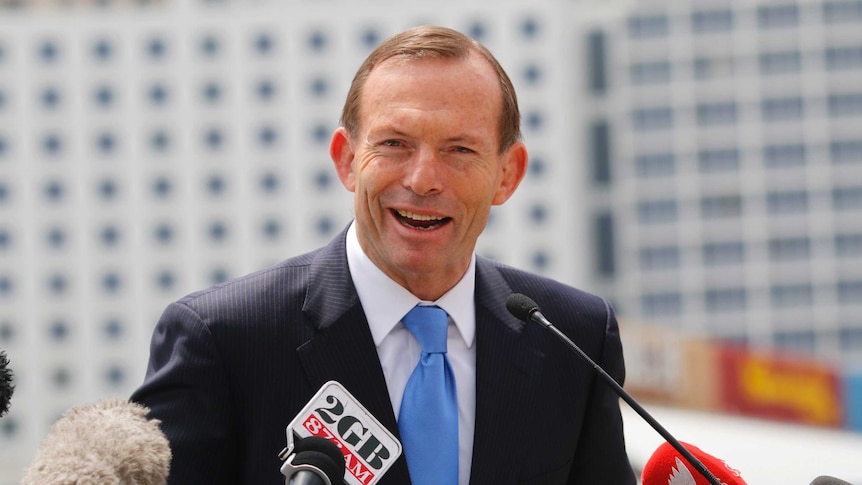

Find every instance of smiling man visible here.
[132,26,636,485]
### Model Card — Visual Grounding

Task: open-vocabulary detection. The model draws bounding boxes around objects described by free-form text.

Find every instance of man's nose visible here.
[404,147,443,196]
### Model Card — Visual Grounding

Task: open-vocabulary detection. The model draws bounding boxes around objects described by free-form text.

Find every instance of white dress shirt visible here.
[345,222,477,485]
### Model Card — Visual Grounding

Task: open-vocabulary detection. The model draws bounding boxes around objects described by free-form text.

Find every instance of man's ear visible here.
[492,141,528,205]
[330,127,356,192]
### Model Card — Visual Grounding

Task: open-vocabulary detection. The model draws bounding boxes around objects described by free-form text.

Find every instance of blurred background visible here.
[0,0,861,482]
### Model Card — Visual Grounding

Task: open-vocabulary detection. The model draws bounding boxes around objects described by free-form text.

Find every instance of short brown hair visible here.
[340,25,522,154]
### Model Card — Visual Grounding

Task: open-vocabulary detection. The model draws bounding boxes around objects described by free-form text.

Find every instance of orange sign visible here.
[719,346,843,427]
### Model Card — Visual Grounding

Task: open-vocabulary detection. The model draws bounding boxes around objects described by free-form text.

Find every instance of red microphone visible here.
[642,441,747,485]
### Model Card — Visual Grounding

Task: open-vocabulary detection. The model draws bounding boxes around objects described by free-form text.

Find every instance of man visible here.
[131,26,635,484]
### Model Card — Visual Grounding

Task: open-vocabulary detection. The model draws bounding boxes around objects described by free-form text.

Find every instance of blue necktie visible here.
[398,305,459,485]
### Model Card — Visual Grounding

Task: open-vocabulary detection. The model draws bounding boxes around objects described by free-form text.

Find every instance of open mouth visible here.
[392,209,452,230]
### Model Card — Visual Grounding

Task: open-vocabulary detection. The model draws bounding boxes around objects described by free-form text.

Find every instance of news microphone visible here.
[281,436,346,485]
[22,398,171,485]
[811,476,854,485]
[641,441,746,485]
[280,381,402,485]
[0,350,13,418]
[506,293,723,485]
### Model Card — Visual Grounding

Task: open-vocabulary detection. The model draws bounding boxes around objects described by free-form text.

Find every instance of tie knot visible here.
[402,305,449,354]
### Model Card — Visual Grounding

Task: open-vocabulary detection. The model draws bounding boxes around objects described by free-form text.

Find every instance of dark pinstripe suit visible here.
[131,227,635,484]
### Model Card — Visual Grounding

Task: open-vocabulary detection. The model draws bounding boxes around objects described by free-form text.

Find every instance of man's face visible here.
[331,54,527,299]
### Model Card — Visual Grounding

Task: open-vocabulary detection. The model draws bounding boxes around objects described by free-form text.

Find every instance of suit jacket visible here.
[131,227,635,484]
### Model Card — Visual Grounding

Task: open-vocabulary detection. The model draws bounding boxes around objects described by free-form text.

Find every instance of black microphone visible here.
[506,293,724,485]
[0,350,13,418]
[811,476,854,485]
[282,436,346,485]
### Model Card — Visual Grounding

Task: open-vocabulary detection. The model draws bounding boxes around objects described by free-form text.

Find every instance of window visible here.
[837,280,862,303]
[693,56,734,79]
[769,237,811,261]
[591,121,611,184]
[642,292,682,316]
[759,50,801,75]
[701,195,743,218]
[833,186,862,210]
[757,4,799,28]
[306,30,328,52]
[696,101,737,125]
[635,152,675,177]
[764,143,806,168]
[762,97,804,121]
[830,140,862,164]
[629,61,671,84]
[520,18,541,40]
[770,283,813,307]
[637,199,678,223]
[594,213,615,276]
[828,93,862,116]
[703,241,745,265]
[587,30,607,95]
[639,246,680,270]
[835,233,862,257]
[825,46,862,70]
[705,287,747,312]
[774,330,815,352]
[632,107,673,131]
[767,190,808,214]
[253,32,275,56]
[627,14,670,38]
[823,1,862,23]
[698,148,739,172]
[691,9,734,33]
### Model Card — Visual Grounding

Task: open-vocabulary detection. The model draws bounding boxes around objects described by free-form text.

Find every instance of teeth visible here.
[396,210,444,221]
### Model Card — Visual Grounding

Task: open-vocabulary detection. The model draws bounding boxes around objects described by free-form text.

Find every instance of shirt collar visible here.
[345,221,476,348]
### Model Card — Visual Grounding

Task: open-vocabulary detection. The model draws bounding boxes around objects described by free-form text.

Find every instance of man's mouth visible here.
[392,209,452,230]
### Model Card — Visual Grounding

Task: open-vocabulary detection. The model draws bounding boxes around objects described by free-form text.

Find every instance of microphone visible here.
[506,293,724,485]
[0,350,13,418]
[280,381,402,485]
[811,477,854,485]
[641,441,746,485]
[282,436,346,485]
[22,398,171,485]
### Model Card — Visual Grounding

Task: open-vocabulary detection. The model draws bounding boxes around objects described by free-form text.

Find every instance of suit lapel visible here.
[295,230,412,484]
[469,259,546,484]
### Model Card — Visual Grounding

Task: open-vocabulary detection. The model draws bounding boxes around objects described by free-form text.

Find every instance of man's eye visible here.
[382,140,402,147]
[455,146,474,154]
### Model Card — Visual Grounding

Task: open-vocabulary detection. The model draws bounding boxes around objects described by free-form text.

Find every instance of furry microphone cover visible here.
[22,398,171,485]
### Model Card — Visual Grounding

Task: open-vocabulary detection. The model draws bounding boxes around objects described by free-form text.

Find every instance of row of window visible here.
[629,46,862,84]
[627,1,862,39]
[639,233,862,270]
[641,280,862,317]
[633,140,862,178]
[635,187,862,223]
[631,94,862,131]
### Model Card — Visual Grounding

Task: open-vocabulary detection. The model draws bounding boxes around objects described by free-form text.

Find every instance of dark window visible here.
[823,0,862,23]
[767,190,808,214]
[705,287,747,312]
[825,46,862,70]
[700,195,742,218]
[627,14,670,38]
[774,330,815,353]
[630,61,671,84]
[757,4,799,28]
[764,144,806,168]
[698,148,740,172]
[759,50,801,75]
[835,233,862,257]
[770,284,813,307]
[594,213,615,277]
[587,30,607,95]
[637,199,677,223]
[639,246,680,270]
[691,9,734,33]
[837,280,862,303]
[833,186,862,210]
[828,93,862,116]
[696,102,737,125]
[632,107,673,131]
[635,152,675,177]
[769,237,811,261]
[590,121,611,185]
[762,97,804,120]
[830,140,862,164]
[703,241,745,265]
[642,292,682,316]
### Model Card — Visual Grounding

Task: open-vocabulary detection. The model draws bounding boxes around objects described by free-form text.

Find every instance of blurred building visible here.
[0,0,860,482]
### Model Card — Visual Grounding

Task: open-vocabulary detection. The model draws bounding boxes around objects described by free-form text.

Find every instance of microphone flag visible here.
[280,381,402,485]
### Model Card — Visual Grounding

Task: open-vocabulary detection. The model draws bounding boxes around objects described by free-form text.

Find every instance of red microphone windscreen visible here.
[641,441,747,485]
